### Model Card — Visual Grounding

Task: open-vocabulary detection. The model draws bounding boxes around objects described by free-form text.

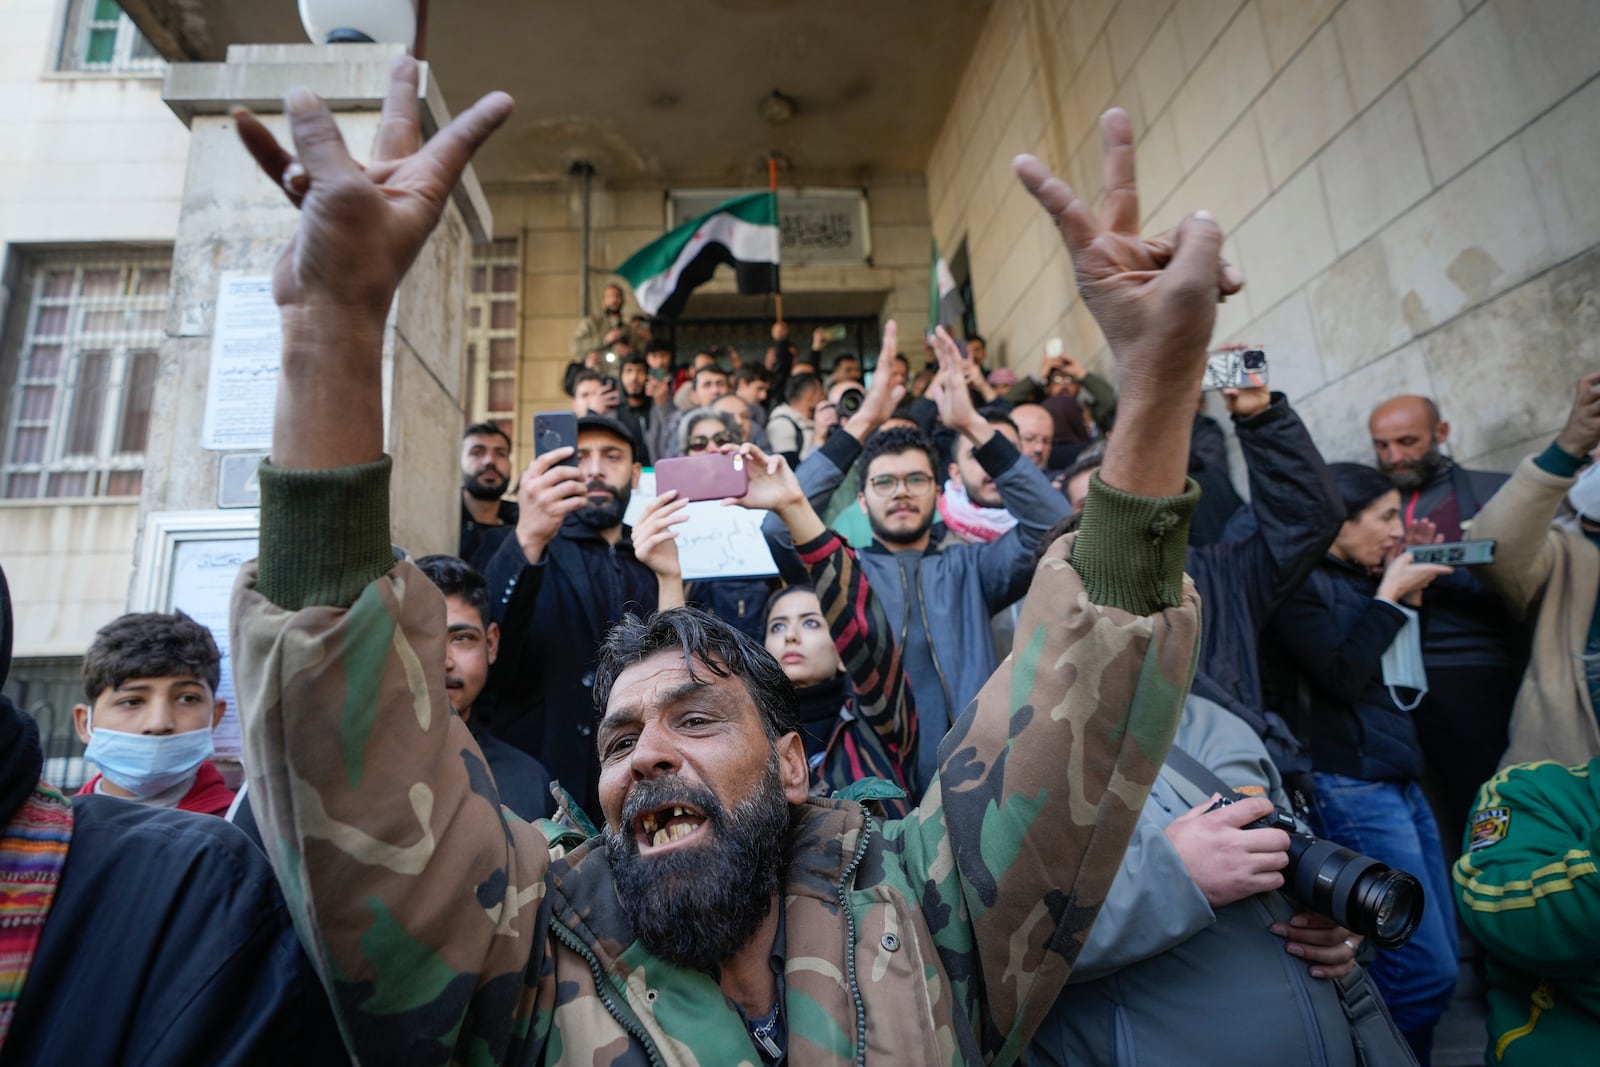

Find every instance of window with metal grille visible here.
[465,239,521,441]
[2,253,171,500]
[3,657,90,793]
[58,0,164,75]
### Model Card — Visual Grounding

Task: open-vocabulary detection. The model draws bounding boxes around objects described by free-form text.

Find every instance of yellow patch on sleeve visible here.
[1469,807,1510,852]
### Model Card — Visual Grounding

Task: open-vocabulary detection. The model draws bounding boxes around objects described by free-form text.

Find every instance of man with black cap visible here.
[0,562,345,1063]
[479,413,667,823]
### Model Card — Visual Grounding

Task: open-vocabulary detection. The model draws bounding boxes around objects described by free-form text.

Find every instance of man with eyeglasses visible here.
[766,326,1072,796]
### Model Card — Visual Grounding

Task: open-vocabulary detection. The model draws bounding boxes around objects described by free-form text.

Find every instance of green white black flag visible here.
[615,192,780,319]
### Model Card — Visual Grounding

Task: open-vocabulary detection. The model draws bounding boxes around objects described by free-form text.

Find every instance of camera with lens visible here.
[837,385,865,417]
[1208,792,1423,949]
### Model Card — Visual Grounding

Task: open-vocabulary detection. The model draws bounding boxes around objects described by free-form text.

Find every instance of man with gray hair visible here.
[1368,393,1516,832]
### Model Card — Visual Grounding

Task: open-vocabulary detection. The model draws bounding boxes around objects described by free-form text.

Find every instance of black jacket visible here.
[1184,395,1343,764]
[1187,413,1246,545]
[480,519,657,822]
[1271,556,1423,781]
[4,795,345,1066]
[1399,461,1515,670]
[459,497,519,574]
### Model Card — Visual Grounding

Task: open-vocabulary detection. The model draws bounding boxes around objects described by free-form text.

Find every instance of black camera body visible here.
[1208,792,1423,949]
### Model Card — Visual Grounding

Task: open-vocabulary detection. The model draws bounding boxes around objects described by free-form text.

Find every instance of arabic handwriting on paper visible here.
[168,537,258,760]
[621,472,780,581]
[201,274,280,451]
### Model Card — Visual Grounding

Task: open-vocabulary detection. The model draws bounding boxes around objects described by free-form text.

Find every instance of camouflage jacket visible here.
[232,458,1199,1065]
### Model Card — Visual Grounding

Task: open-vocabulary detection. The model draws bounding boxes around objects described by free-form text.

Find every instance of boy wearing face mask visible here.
[71,611,235,815]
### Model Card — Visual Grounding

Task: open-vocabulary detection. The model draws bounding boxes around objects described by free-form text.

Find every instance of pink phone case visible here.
[655,453,749,503]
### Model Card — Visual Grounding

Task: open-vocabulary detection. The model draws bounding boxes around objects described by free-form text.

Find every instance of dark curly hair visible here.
[82,610,221,703]
[860,425,936,478]
[593,607,798,742]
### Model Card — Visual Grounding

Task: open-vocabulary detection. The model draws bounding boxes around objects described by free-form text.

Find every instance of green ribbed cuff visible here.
[1070,472,1198,614]
[258,456,394,611]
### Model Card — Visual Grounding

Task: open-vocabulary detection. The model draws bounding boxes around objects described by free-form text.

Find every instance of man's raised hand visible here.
[514,449,587,564]
[930,327,992,445]
[235,56,513,320]
[841,320,906,442]
[1013,109,1241,383]
[1556,371,1600,460]
[1015,108,1242,498]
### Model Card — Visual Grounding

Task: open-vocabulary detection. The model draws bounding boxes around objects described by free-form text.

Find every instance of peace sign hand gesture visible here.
[1013,109,1242,397]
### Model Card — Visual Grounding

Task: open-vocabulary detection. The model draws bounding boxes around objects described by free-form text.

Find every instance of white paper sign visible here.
[201,274,280,451]
[167,536,258,759]
[623,471,780,581]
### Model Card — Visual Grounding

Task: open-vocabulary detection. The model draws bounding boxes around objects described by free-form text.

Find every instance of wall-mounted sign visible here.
[668,188,872,268]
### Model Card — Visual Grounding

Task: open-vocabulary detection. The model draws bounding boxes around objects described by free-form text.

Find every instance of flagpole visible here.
[768,153,784,327]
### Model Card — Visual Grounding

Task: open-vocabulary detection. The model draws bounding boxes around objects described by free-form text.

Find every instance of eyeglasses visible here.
[866,472,936,497]
[687,433,736,452]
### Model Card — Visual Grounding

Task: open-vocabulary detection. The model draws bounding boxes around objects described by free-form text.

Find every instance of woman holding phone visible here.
[1269,462,1459,1065]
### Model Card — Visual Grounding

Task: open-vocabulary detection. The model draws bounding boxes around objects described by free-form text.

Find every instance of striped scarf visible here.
[0,782,73,1051]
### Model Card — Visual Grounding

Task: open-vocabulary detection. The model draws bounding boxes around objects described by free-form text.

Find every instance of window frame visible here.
[54,0,165,77]
[465,238,522,442]
[1,253,171,501]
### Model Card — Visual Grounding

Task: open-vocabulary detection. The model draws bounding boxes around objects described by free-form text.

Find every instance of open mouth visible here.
[444,677,463,690]
[633,803,709,852]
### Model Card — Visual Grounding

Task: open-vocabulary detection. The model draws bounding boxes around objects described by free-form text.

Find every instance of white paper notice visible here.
[168,537,258,759]
[201,274,280,451]
[623,471,780,581]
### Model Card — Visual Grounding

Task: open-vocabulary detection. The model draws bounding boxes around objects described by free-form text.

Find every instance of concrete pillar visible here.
[135,42,491,579]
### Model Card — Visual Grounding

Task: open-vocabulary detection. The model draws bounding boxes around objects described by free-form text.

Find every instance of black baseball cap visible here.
[576,414,639,461]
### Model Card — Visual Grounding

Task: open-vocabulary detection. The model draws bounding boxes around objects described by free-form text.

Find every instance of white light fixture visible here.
[298,0,416,48]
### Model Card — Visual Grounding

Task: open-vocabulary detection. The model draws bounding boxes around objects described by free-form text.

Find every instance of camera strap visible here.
[1160,743,1235,801]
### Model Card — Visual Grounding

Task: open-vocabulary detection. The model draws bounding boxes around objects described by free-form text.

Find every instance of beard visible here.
[463,468,507,502]
[604,755,792,974]
[963,476,1004,510]
[575,481,631,530]
[1379,443,1446,492]
[869,502,934,546]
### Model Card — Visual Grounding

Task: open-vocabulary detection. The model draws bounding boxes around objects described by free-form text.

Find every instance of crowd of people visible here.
[4,58,1597,1067]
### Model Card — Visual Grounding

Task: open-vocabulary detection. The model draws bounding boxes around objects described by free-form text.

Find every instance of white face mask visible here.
[1381,604,1428,712]
[1568,464,1600,521]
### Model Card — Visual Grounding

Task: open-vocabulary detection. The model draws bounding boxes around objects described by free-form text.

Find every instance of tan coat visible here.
[1469,454,1600,767]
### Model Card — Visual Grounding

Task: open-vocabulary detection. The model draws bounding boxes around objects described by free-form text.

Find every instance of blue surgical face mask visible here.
[84,719,214,798]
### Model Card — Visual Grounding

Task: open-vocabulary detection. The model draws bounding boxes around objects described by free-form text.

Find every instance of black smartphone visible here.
[533,411,578,460]
[1407,540,1496,566]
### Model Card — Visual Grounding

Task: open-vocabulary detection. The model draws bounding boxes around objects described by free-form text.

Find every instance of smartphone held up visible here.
[1201,348,1268,392]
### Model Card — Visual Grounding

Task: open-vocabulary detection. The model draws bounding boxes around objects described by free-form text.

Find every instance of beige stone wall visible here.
[2,500,140,657]
[485,178,931,471]
[926,0,1600,468]
[0,0,189,251]
[0,0,189,659]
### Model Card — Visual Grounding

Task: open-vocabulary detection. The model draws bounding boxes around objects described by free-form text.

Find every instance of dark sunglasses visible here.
[688,432,736,451]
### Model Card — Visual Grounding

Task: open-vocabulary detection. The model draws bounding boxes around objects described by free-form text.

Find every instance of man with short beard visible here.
[1369,394,1518,835]
[459,422,517,571]
[230,68,1229,1066]
[478,414,666,821]
[767,339,1071,796]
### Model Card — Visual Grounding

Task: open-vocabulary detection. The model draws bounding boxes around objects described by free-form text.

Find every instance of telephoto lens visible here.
[838,387,865,416]
[1282,835,1423,949]
[1208,794,1424,949]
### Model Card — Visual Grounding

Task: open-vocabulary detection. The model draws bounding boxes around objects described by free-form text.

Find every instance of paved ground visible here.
[1434,936,1488,1067]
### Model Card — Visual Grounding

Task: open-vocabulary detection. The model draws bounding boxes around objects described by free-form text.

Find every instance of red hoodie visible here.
[78,759,236,816]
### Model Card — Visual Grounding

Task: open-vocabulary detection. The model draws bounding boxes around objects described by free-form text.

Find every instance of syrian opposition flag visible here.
[615,192,780,319]
[929,239,967,330]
